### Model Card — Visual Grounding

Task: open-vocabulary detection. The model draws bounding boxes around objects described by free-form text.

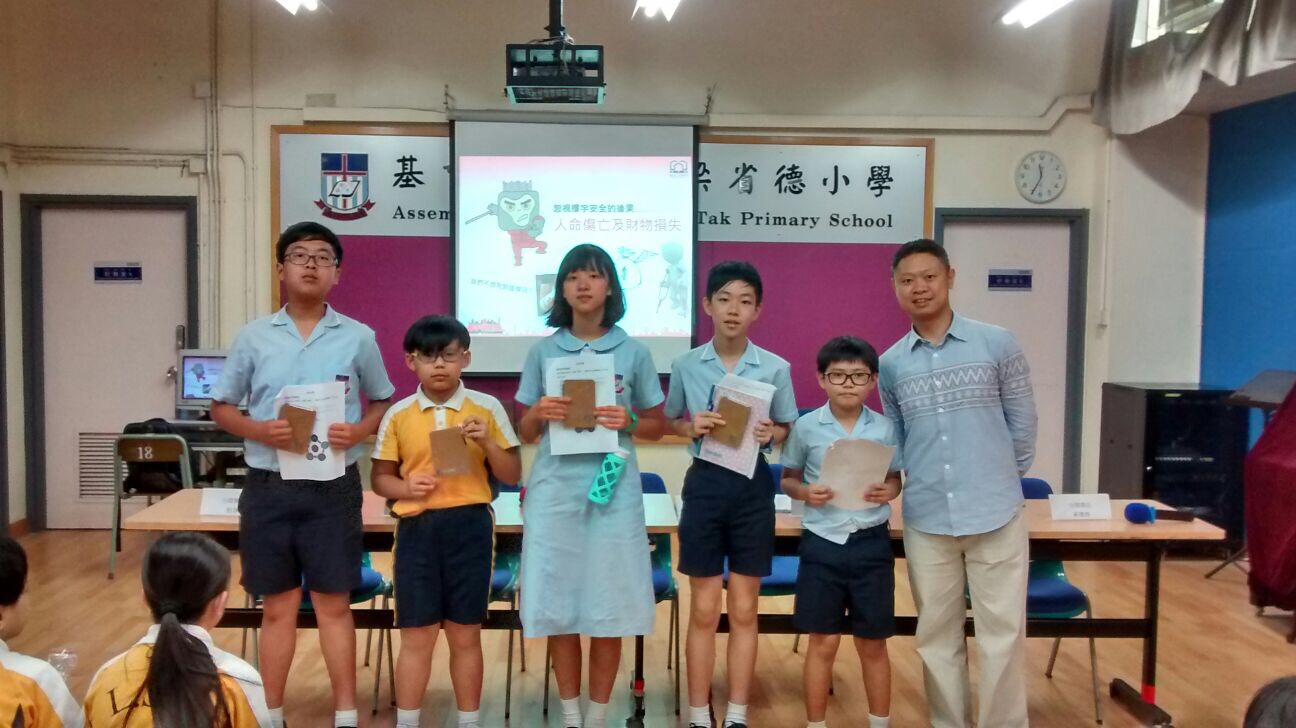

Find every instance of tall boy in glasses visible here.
[212,221,395,728]
[369,315,521,728]
[779,336,902,728]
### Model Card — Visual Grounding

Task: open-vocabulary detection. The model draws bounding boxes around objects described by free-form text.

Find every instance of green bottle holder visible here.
[588,448,630,504]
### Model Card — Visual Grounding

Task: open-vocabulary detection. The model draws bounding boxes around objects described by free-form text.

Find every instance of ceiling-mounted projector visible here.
[506,0,605,104]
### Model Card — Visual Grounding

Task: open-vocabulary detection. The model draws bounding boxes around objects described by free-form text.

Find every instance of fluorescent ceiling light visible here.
[1001,0,1076,28]
[274,0,320,15]
[632,0,684,21]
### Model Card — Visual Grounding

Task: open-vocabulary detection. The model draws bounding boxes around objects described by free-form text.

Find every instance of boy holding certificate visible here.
[780,336,902,728]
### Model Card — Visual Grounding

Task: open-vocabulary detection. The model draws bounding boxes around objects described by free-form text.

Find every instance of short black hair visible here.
[404,315,470,356]
[276,221,343,265]
[546,244,626,329]
[0,536,28,607]
[892,238,949,272]
[816,336,879,375]
[1245,676,1296,728]
[705,261,763,303]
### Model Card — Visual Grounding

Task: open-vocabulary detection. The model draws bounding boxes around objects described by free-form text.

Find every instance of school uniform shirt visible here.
[0,639,81,728]
[515,326,666,638]
[878,314,1037,537]
[83,624,271,728]
[780,404,903,544]
[372,383,521,517]
[212,305,396,471]
[664,339,799,456]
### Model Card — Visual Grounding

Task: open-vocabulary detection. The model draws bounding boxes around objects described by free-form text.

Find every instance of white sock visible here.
[457,709,481,727]
[395,708,421,728]
[723,702,748,726]
[868,714,890,728]
[584,699,609,727]
[268,707,285,728]
[334,709,358,728]
[807,721,828,728]
[561,696,583,726]
[689,703,711,726]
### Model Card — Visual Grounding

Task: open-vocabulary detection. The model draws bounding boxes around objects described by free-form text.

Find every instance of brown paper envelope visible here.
[429,427,473,476]
[563,379,598,430]
[709,397,751,449]
[279,403,316,455]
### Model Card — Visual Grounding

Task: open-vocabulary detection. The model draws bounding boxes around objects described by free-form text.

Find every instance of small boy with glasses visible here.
[370,315,521,728]
[779,336,902,728]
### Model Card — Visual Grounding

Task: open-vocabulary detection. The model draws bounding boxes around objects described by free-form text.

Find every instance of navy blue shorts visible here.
[394,504,495,628]
[793,525,896,639]
[677,457,776,578]
[239,465,363,596]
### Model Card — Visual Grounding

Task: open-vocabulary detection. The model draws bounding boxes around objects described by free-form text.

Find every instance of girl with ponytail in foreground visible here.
[83,532,272,727]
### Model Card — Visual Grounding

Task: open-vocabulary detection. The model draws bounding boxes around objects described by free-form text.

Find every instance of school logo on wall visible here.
[315,153,376,220]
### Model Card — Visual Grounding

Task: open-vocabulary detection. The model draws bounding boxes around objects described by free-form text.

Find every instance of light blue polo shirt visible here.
[780,404,902,544]
[664,339,799,457]
[212,305,396,471]
[878,313,1037,537]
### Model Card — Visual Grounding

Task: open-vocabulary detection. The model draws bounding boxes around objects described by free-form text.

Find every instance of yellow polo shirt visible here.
[0,639,81,727]
[82,624,270,727]
[373,383,520,517]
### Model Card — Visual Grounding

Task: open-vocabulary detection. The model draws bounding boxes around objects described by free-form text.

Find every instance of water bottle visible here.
[588,448,630,505]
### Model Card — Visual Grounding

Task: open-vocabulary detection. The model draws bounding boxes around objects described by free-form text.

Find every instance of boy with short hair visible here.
[780,336,902,728]
[0,535,82,727]
[211,221,396,728]
[371,315,522,728]
[665,261,799,728]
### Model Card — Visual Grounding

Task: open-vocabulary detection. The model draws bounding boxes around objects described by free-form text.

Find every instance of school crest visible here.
[315,152,376,220]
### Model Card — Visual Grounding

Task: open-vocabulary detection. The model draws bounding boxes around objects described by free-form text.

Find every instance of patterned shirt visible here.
[878,314,1037,536]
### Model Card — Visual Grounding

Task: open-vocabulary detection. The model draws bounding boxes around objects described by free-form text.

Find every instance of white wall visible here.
[0,0,1205,522]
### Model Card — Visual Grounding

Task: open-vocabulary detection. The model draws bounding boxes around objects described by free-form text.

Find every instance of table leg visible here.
[1110,544,1174,727]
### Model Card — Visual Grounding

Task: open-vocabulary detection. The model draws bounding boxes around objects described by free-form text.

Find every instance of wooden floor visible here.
[12,529,1294,727]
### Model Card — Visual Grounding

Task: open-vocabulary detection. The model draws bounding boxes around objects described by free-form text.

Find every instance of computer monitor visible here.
[176,349,232,410]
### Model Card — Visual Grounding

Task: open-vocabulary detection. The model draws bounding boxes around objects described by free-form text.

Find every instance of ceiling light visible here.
[1001,0,1076,28]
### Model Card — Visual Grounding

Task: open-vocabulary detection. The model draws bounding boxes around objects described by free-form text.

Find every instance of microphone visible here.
[1124,502,1196,524]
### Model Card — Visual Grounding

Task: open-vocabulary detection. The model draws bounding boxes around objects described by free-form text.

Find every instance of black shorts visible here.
[238,465,363,596]
[793,525,896,639]
[677,457,776,578]
[394,504,495,628]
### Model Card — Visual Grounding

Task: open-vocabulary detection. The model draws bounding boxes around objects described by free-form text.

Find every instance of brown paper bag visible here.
[563,379,598,431]
[708,397,751,449]
[429,427,473,476]
[279,404,316,455]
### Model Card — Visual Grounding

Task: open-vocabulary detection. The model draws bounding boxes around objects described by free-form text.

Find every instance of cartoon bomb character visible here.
[487,180,547,266]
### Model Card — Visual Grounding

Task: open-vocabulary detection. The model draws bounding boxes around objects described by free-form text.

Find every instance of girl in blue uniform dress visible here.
[515,244,667,728]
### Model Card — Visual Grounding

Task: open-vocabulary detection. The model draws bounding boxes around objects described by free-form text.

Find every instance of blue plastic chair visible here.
[1022,477,1102,725]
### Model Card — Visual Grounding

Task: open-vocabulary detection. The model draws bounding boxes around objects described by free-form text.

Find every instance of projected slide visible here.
[457,155,693,342]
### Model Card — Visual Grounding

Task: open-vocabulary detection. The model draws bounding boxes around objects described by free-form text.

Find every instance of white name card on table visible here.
[1048,493,1112,521]
[200,488,242,517]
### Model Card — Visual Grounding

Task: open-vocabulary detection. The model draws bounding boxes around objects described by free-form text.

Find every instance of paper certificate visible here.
[817,438,895,511]
[274,381,346,481]
[698,374,776,478]
[545,354,618,455]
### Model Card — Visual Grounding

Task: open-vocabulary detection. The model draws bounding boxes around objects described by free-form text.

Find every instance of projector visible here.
[505,43,605,104]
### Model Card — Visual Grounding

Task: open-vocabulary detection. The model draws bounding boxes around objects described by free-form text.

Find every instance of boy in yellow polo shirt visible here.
[371,315,521,728]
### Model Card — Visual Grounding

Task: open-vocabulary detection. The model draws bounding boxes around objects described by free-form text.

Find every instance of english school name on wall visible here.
[278,131,451,237]
[697,140,929,244]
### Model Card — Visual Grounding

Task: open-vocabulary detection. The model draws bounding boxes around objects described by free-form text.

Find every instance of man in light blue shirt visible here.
[211,222,394,728]
[878,239,1037,728]
[781,336,902,728]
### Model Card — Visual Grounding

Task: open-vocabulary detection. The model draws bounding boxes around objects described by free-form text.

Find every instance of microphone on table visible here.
[1123,502,1196,524]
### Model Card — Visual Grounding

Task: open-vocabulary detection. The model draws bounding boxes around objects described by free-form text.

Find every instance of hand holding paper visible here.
[429,427,473,476]
[817,439,896,511]
[545,354,618,455]
[274,381,346,481]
